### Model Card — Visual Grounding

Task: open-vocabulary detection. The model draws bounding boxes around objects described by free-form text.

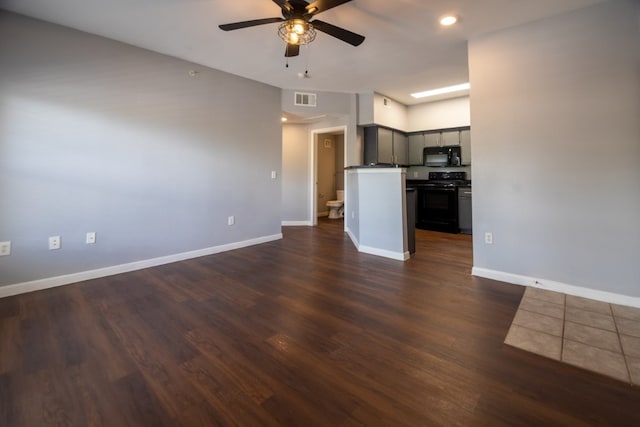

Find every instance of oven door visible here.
[416,186,459,233]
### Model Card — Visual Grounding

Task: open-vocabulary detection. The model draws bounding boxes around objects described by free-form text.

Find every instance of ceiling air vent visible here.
[294,92,317,107]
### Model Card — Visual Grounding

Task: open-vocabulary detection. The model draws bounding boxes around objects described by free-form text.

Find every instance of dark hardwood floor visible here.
[1,218,639,426]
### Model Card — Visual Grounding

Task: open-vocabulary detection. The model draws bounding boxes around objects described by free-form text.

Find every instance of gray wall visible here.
[469,1,640,297]
[0,12,282,286]
[281,123,310,223]
[281,90,360,232]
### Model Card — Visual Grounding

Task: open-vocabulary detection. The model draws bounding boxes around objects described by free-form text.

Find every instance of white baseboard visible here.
[0,233,283,299]
[346,227,360,248]
[358,245,410,262]
[281,220,313,226]
[344,227,408,261]
[472,267,640,308]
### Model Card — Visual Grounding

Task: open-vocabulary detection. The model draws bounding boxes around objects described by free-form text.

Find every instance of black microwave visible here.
[423,146,462,167]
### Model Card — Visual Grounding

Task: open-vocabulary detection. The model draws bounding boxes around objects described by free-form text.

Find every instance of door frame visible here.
[309,125,347,226]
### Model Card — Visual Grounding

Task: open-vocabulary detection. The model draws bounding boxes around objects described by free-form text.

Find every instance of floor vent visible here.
[294,92,317,107]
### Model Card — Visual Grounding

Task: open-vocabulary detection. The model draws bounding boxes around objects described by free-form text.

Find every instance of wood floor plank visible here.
[1,218,639,426]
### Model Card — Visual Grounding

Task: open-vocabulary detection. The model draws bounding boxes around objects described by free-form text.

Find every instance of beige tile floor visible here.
[505,287,640,384]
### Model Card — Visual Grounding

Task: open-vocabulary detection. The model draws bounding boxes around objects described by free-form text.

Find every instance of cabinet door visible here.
[460,129,471,165]
[442,130,460,146]
[363,126,378,165]
[425,132,440,147]
[378,127,394,164]
[408,133,425,165]
[393,131,408,165]
[458,187,472,233]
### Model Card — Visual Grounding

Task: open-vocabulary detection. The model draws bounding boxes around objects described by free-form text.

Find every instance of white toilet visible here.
[326,190,344,219]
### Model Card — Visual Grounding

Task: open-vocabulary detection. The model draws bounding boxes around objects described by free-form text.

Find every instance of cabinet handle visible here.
[463,191,472,195]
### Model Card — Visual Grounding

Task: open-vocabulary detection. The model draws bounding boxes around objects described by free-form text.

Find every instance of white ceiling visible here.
[1,0,609,105]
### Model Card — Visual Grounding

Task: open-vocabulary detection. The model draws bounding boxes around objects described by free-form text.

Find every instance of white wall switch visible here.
[413,172,419,178]
[49,236,61,250]
[484,232,493,245]
[228,216,235,226]
[271,171,277,179]
[86,232,96,244]
[0,241,11,256]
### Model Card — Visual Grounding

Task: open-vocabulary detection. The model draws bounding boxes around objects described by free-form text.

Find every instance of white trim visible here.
[0,233,283,299]
[358,245,410,261]
[472,267,640,308]
[346,227,360,248]
[309,125,347,227]
[281,220,313,226]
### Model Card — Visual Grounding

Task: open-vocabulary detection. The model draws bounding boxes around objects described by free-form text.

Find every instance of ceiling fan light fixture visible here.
[278,19,316,45]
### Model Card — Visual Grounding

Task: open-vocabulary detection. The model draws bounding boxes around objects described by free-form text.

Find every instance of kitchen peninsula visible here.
[345,165,411,261]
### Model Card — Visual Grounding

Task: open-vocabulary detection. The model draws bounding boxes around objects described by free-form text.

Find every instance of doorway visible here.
[309,126,346,227]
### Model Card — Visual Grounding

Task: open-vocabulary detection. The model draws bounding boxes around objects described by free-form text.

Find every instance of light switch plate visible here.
[0,241,11,256]
[49,236,61,250]
[86,232,96,244]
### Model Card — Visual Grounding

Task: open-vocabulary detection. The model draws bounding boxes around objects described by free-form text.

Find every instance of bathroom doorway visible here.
[309,126,346,227]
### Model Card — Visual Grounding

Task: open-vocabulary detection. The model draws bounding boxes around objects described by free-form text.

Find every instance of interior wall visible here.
[0,12,283,287]
[281,123,310,223]
[407,96,470,132]
[469,0,640,299]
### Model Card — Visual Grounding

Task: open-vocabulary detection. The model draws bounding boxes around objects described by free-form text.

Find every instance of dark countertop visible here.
[346,164,407,169]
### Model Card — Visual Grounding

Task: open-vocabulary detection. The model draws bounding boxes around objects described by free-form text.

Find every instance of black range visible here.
[407,172,470,233]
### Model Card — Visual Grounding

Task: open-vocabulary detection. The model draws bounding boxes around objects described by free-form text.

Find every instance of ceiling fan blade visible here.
[219,17,284,31]
[285,43,300,57]
[311,19,365,46]
[306,0,352,16]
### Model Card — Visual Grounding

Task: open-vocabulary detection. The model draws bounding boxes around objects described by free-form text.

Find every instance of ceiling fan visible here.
[219,0,365,57]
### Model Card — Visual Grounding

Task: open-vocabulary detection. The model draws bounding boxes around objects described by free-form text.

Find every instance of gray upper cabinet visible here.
[407,126,471,166]
[408,133,425,165]
[378,127,394,164]
[363,126,408,165]
[442,130,460,146]
[425,132,441,147]
[460,129,471,165]
[393,131,408,165]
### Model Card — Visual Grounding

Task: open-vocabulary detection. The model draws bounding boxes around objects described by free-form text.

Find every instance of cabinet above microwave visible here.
[408,126,471,166]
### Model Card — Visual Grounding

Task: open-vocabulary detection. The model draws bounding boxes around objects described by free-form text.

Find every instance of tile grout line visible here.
[610,303,633,385]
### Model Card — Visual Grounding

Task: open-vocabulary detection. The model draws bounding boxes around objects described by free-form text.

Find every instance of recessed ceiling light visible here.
[410,82,470,99]
[281,117,288,122]
[440,15,458,26]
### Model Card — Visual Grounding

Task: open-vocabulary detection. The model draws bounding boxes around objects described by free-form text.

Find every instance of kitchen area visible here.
[361,123,472,235]
[281,91,472,262]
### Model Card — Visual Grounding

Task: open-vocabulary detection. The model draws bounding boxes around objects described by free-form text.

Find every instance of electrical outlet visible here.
[484,232,493,245]
[49,236,61,250]
[86,232,96,244]
[413,171,419,178]
[0,241,11,256]
[228,216,235,226]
